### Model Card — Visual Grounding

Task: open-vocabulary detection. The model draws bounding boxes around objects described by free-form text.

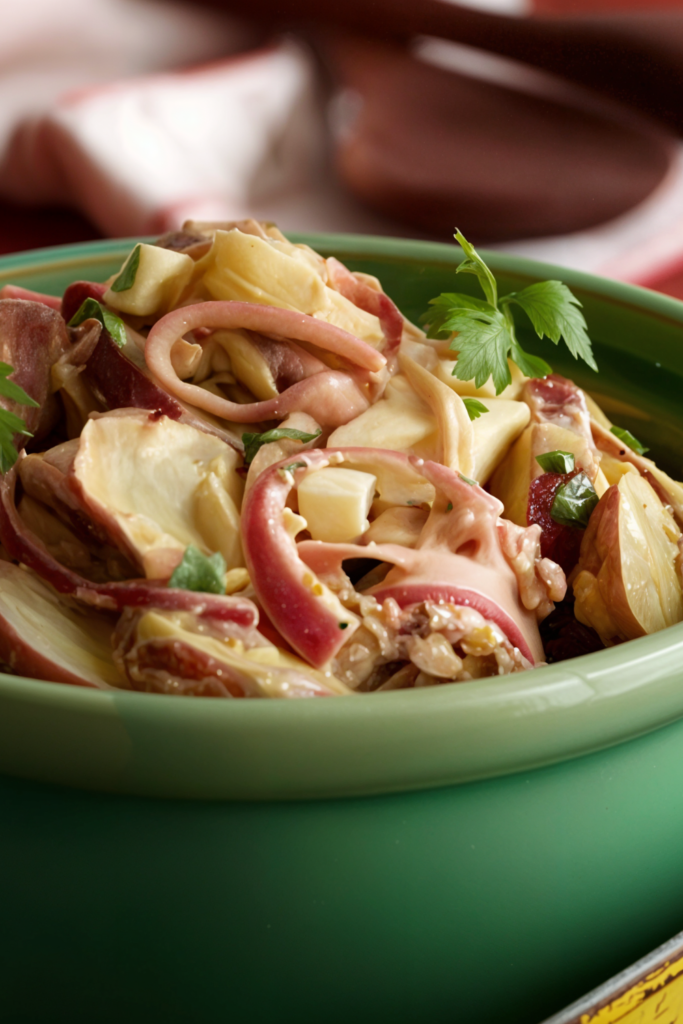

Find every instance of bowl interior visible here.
[2,234,683,800]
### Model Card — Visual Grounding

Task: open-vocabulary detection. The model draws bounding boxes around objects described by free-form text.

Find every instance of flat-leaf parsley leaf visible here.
[242,427,322,465]
[423,230,598,395]
[68,297,127,349]
[0,363,39,474]
[550,473,599,529]
[536,450,576,474]
[110,245,141,293]
[169,545,227,595]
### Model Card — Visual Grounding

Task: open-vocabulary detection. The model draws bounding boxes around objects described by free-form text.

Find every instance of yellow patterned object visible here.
[543,932,683,1024]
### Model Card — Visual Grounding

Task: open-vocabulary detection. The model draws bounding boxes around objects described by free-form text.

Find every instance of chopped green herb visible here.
[422,230,597,395]
[459,474,478,487]
[446,501,453,511]
[339,622,349,630]
[610,425,649,456]
[0,362,39,474]
[280,461,306,474]
[462,397,489,421]
[68,297,127,349]
[169,545,226,595]
[536,450,576,474]
[242,427,321,465]
[110,244,141,292]
[550,473,599,529]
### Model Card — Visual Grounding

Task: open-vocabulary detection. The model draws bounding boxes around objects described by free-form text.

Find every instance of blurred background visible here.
[4,0,683,294]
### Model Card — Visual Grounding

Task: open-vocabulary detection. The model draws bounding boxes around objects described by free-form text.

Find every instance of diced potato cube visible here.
[104,244,193,317]
[297,467,377,543]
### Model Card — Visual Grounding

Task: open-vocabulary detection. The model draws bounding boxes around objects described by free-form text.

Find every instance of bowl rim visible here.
[6,231,683,323]
[2,232,683,801]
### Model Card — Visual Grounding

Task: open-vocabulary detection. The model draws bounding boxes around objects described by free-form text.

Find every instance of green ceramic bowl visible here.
[3,236,683,1024]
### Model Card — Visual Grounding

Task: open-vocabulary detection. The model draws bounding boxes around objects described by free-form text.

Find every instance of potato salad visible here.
[0,221,680,698]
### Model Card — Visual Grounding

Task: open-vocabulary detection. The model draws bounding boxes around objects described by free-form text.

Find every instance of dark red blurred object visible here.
[202,0,683,134]
[0,203,100,257]
[318,33,672,242]
[527,469,584,575]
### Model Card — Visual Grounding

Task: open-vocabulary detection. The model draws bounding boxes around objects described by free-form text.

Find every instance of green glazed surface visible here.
[1,235,683,799]
[3,236,683,1024]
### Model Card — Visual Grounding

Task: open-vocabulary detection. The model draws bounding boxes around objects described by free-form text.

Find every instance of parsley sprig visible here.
[610,425,649,456]
[68,297,127,349]
[462,397,488,420]
[536,450,576,474]
[242,427,322,465]
[423,231,598,395]
[550,473,599,529]
[110,245,141,293]
[0,363,39,474]
[169,545,226,594]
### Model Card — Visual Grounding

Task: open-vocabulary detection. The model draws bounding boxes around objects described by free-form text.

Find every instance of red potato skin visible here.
[61,280,188,418]
[61,281,107,323]
[0,285,61,309]
[0,300,70,436]
[242,451,358,668]
[254,606,296,655]
[575,484,645,641]
[83,332,186,419]
[0,470,259,626]
[118,634,247,698]
[0,612,108,689]
[527,470,584,575]
[242,447,431,667]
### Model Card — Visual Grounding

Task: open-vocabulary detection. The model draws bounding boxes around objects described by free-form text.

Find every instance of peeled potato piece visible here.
[573,473,683,645]
[0,562,122,688]
[73,412,244,579]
